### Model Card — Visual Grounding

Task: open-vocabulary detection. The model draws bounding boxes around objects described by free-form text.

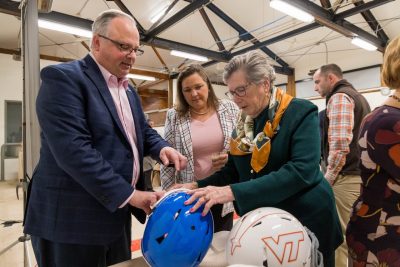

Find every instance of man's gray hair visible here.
[91,9,136,46]
[223,50,276,86]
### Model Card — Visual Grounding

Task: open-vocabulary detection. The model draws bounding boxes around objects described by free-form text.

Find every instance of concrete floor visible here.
[0,180,147,267]
[0,180,35,267]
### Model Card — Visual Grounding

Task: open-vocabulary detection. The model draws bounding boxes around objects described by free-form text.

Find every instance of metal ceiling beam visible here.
[205,2,290,69]
[283,0,386,51]
[0,1,228,62]
[142,36,229,62]
[147,0,180,32]
[39,11,93,30]
[0,0,19,16]
[108,0,146,34]
[335,20,384,50]
[351,1,389,45]
[199,8,225,51]
[335,0,394,20]
[202,60,218,68]
[0,0,391,76]
[231,23,320,57]
[145,0,211,38]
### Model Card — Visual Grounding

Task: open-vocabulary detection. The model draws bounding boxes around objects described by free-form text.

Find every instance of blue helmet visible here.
[141,189,214,267]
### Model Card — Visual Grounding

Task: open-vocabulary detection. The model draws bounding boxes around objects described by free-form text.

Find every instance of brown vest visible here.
[322,80,371,175]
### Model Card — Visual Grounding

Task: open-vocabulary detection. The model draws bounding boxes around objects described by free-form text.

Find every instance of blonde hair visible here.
[382,36,400,89]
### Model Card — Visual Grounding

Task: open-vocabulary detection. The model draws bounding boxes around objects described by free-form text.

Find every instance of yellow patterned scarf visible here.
[229,87,293,172]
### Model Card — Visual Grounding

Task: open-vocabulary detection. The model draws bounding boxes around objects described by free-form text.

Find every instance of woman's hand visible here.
[185,186,235,216]
[211,152,228,173]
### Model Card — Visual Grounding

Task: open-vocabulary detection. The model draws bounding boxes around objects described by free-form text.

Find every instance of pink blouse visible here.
[191,112,224,180]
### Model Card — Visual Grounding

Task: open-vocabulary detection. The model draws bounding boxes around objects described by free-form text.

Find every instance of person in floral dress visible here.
[346,36,400,267]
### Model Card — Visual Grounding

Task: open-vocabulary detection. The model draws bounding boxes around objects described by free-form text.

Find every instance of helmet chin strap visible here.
[304,226,324,267]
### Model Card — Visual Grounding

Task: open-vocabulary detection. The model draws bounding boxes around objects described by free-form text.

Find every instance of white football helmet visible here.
[226,207,323,267]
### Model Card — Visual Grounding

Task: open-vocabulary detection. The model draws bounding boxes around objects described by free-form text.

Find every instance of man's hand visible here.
[129,190,164,214]
[159,147,187,171]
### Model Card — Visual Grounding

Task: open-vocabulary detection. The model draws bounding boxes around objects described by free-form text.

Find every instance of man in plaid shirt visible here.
[313,64,370,267]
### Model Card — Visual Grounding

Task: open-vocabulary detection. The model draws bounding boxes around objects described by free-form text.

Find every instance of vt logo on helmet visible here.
[226,207,323,267]
[141,189,214,267]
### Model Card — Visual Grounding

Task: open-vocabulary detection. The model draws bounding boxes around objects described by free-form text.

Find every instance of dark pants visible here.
[143,170,153,191]
[210,203,233,232]
[324,252,335,267]
[31,218,131,267]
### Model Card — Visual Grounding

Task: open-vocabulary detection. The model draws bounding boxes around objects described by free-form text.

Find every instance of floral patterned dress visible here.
[346,105,400,267]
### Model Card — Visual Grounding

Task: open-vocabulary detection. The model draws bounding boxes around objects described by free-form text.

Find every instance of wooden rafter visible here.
[138,79,167,91]
[80,41,90,51]
[151,46,169,72]
[129,79,137,87]
[138,88,168,98]
[228,39,242,52]
[332,0,345,13]
[319,0,333,13]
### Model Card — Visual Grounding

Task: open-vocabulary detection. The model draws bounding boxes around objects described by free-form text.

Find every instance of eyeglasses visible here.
[225,83,251,99]
[98,34,144,56]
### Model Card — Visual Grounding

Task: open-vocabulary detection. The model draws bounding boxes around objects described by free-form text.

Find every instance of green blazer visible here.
[198,98,343,261]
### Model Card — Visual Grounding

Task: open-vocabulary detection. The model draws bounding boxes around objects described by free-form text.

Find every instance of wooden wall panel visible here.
[147,111,167,127]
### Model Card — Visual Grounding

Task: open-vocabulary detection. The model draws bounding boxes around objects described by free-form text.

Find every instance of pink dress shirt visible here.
[90,54,139,207]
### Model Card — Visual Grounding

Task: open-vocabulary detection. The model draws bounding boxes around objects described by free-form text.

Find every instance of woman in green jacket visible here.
[181,50,343,267]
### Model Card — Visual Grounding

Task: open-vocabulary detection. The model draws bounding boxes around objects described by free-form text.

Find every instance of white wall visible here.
[297,66,381,99]
[213,84,229,100]
[0,55,56,179]
[309,88,394,112]
[0,54,23,180]
[0,54,23,143]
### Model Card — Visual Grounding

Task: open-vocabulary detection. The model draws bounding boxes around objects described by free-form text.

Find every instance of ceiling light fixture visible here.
[127,74,156,81]
[170,50,208,62]
[38,19,92,38]
[150,4,169,23]
[269,0,314,23]
[351,37,378,51]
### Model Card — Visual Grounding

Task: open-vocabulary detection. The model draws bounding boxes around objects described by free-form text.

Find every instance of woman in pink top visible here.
[161,64,239,232]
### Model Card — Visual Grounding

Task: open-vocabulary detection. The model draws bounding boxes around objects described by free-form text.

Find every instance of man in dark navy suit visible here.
[24,9,187,267]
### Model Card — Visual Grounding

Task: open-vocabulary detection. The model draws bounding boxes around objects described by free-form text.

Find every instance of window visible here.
[5,101,22,143]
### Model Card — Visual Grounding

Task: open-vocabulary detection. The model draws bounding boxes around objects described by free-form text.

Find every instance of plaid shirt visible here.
[325,93,355,183]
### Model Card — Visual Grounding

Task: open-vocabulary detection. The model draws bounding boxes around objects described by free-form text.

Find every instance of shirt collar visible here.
[89,53,129,90]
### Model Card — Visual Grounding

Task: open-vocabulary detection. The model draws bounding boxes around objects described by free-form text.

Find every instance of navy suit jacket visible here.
[24,55,169,245]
